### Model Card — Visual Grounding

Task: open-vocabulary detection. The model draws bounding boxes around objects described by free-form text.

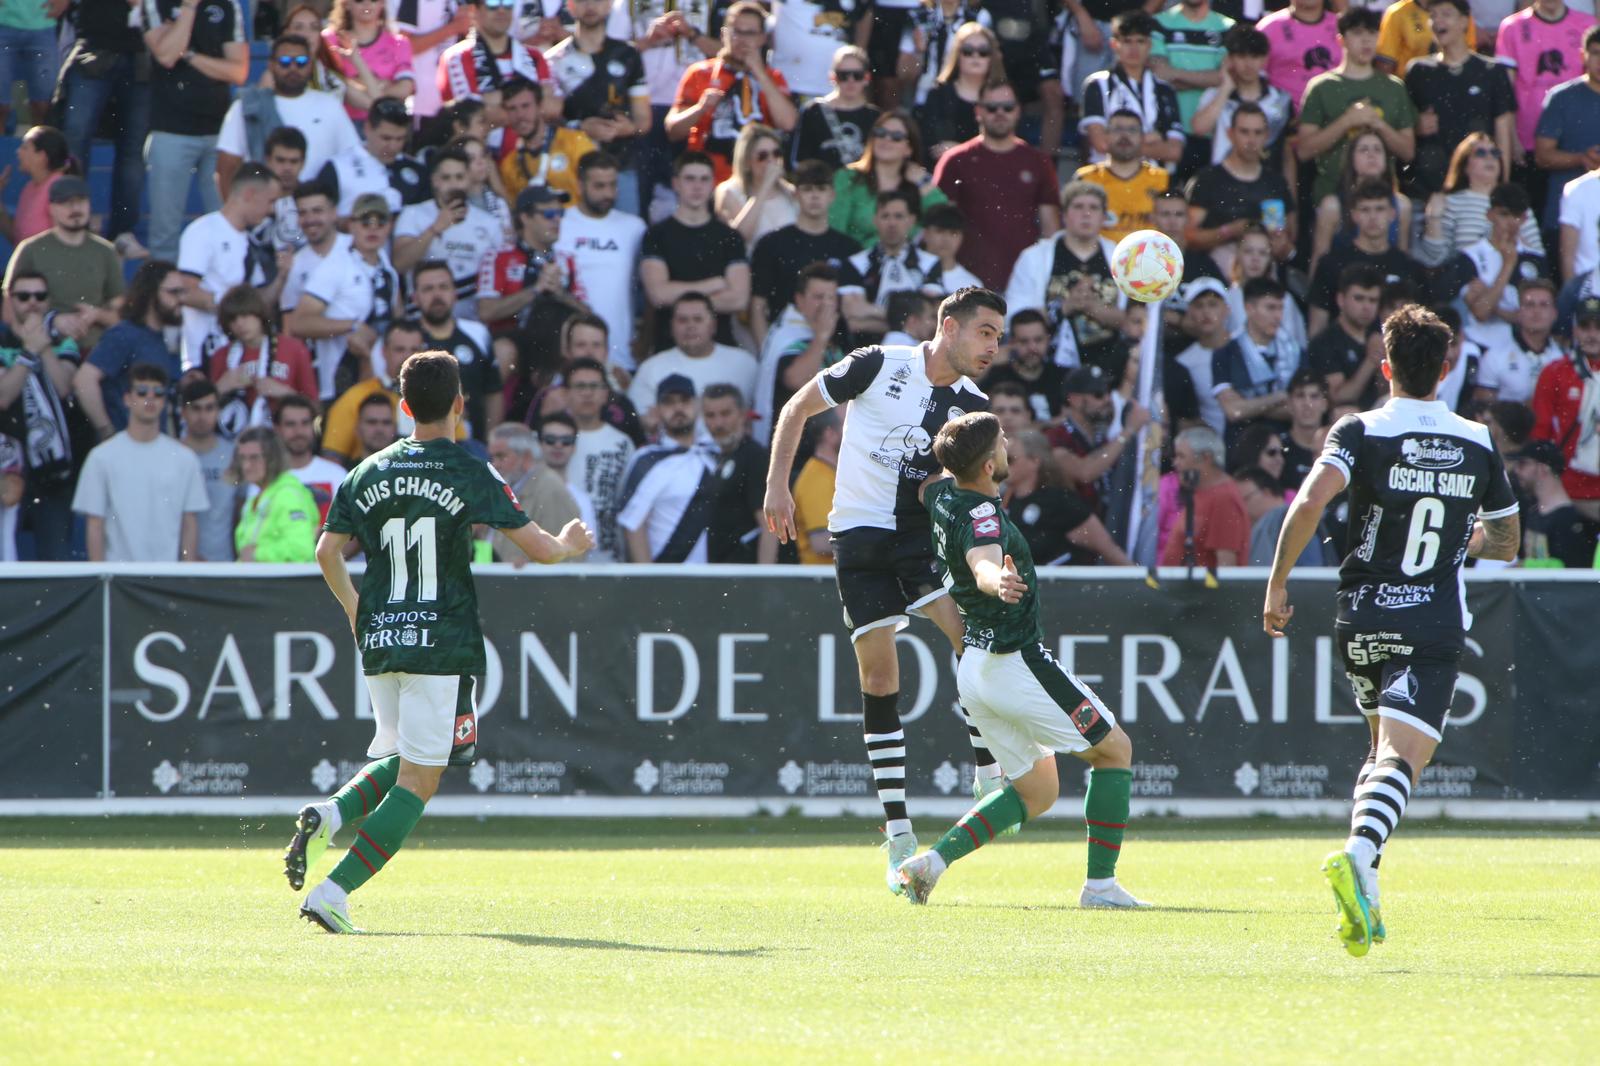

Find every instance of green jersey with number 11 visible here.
[324,436,530,676]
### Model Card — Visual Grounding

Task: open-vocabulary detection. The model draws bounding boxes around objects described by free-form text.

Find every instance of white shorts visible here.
[365,672,476,768]
[957,643,1117,780]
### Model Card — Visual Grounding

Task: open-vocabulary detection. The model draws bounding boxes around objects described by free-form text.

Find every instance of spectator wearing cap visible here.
[1047,364,1151,518]
[72,364,210,562]
[1004,181,1124,380]
[140,0,250,262]
[2,177,126,351]
[702,383,776,564]
[0,272,81,560]
[488,423,584,564]
[1508,439,1600,567]
[1531,296,1600,520]
[1210,277,1300,449]
[1169,277,1234,436]
[316,99,423,220]
[480,186,588,351]
[1474,279,1567,408]
[1160,423,1249,569]
[73,261,186,442]
[747,160,862,343]
[979,309,1066,425]
[174,164,283,371]
[933,81,1061,291]
[215,35,361,199]
[487,78,597,205]
[628,293,759,423]
[286,192,404,402]
[617,374,718,563]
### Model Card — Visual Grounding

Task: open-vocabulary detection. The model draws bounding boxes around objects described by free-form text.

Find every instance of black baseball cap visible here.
[657,373,696,401]
[368,97,410,127]
[1063,365,1109,397]
[1575,296,1600,325]
[1508,439,1564,475]
[49,176,91,204]
[515,185,571,214]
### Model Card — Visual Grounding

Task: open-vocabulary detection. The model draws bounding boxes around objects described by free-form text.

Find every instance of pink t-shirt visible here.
[1496,6,1598,150]
[322,27,415,121]
[12,173,60,243]
[1258,8,1343,109]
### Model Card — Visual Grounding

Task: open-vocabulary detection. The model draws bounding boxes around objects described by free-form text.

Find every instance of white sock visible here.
[1345,835,1378,871]
[315,878,348,906]
[886,820,913,840]
[976,763,1004,782]
[1085,876,1115,892]
[925,851,948,876]
[317,801,342,835]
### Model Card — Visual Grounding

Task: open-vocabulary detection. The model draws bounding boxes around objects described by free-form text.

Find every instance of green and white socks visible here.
[327,784,428,894]
[930,783,1030,870]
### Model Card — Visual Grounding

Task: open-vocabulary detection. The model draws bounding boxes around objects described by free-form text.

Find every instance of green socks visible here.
[932,784,1029,867]
[328,785,427,893]
[332,756,400,824]
[1085,767,1132,880]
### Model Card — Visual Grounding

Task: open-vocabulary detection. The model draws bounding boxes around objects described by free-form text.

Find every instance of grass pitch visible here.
[2,816,1598,1065]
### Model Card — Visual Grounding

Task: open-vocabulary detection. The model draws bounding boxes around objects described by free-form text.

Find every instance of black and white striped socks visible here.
[1347,754,1413,870]
[863,692,910,838]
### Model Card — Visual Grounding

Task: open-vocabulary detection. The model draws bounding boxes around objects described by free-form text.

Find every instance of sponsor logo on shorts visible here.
[1381,666,1419,705]
[454,713,477,744]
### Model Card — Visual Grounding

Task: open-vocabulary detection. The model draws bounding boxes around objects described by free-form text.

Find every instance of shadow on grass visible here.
[365,931,771,957]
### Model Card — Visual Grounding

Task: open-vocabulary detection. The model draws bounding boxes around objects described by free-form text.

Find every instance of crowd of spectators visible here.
[2,0,1599,569]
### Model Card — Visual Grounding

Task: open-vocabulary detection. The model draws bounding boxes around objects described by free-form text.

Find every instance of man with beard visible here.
[273,395,349,523]
[279,184,350,316]
[627,293,757,420]
[618,374,717,562]
[545,0,653,215]
[3,177,125,351]
[702,383,775,563]
[479,186,588,373]
[487,77,597,203]
[763,287,1008,893]
[554,152,648,371]
[1048,365,1150,517]
[175,164,282,370]
[394,149,502,321]
[355,393,400,458]
[73,262,186,440]
[318,98,431,218]
[287,193,404,402]
[321,320,434,466]
[215,35,360,196]
[413,261,502,442]
[980,309,1066,426]
[1074,110,1171,246]
[1473,279,1566,407]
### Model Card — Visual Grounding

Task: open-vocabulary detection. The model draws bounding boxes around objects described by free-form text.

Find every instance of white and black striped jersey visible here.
[1316,397,1518,631]
[818,344,988,534]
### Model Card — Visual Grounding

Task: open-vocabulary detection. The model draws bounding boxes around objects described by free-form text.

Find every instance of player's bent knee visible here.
[1012,755,1059,818]
[396,760,446,803]
[1088,725,1133,769]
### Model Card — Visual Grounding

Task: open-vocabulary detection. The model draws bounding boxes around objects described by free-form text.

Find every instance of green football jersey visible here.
[925,479,1041,654]
[324,436,530,676]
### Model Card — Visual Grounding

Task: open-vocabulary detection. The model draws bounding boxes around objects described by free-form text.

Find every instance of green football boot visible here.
[1321,850,1374,958]
[284,805,332,892]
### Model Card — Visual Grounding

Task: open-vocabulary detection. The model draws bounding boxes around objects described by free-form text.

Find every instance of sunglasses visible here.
[834,68,867,81]
[960,46,992,58]
[541,434,577,446]
[131,384,163,398]
[11,290,48,303]
[1472,146,1502,159]
[276,54,311,68]
[981,101,1018,113]
[481,0,516,8]
[873,128,909,143]
[355,213,390,227]
[537,207,564,220]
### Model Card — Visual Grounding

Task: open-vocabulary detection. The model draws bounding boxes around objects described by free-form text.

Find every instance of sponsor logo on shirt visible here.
[1400,437,1465,470]
[969,501,995,518]
[972,515,1000,537]
[1370,582,1434,609]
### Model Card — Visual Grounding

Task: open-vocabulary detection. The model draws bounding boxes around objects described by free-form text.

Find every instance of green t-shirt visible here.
[1300,70,1418,203]
[925,479,1041,654]
[5,232,126,340]
[0,0,57,31]
[1152,7,1234,130]
[324,436,530,676]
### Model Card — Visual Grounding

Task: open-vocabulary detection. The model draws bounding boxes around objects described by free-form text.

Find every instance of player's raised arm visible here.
[1263,461,1346,637]
[315,530,359,633]
[763,379,833,543]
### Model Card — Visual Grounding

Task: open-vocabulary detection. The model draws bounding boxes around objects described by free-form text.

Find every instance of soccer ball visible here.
[1111,229,1184,304]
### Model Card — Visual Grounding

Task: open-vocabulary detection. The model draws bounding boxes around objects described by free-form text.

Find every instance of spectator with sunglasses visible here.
[1402,0,1514,199]
[915,22,1005,162]
[72,261,185,442]
[1417,134,1546,268]
[829,110,945,248]
[932,81,1060,290]
[1,272,81,561]
[715,124,798,251]
[216,36,362,199]
[790,46,880,172]
[533,411,601,536]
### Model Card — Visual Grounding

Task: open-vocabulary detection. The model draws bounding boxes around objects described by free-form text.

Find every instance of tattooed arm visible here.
[1467,513,1521,562]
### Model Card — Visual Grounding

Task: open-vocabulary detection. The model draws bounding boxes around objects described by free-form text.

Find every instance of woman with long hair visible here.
[1416,132,1545,266]
[229,427,319,562]
[907,0,989,108]
[1309,129,1412,276]
[828,110,947,247]
[790,46,880,171]
[1227,224,1307,352]
[914,22,1006,161]
[716,124,797,250]
[1229,421,1287,489]
[208,285,319,438]
[263,6,347,94]
[0,126,78,244]
[322,0,416,123]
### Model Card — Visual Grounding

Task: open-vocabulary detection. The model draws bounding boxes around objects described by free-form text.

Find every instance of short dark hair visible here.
[446,97,487,130]
[414,258,455,286]
[1489,183,1530,217]
[672,291,715,317]
[1288,367,1327,397]
[936,286,1006,326]
[1232,465,1284,497]
[1112,10,1159,38]
[1337,7,1382,35]
[797,261,840,292]
[1337,264,1384,295]
[875,187,919,217]
[293,180,335,206]
[932,411,1002,482]
[673,151,715,177]
[540,411,578,433]
[1242,276,1285,303]
[1586,24,1600,52]
[129,363,170,388]
[231,162,277,195]
[887,290,931,332]
[273,394,318,424]
[1488,400,1533,447]
[1382,304,1451,396]
[1009,308,1048,334]
[922,202,966,233]
[1230,100,1267,129]
[358,391,396,416]
[1223,25,1270,56]
[1430,0,1470,16]
[500,75,541,104]
[367,98,411,131]
[265,126,308,158]
[272,32,311,55]
[793,160,833,189]
[987,381,1029,403]
[1518,276,1558,301]
[181,378,219,405]
[565,357,608,383]
[577,149,620,180]
[702,382,745,408]
[1154,188,1187,207]
[399,350,462,424]
[428,145,469,176]
[1380,279,1422,310]
[1350,177,1392,208]
[384,318,424,343]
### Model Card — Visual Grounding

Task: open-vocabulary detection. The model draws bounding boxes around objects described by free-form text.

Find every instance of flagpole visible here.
[1126,298,1165,575]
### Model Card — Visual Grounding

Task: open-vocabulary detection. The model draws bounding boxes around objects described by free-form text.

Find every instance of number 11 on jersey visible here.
[379,516,438,603]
